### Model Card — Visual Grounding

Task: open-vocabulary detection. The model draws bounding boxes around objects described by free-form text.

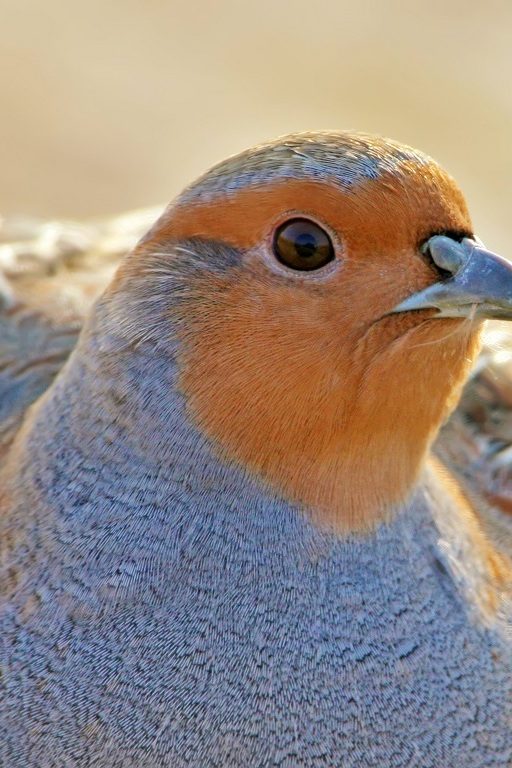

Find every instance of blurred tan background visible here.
[1,0,511,252]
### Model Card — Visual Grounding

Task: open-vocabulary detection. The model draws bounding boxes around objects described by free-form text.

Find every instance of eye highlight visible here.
[273,218,335,271]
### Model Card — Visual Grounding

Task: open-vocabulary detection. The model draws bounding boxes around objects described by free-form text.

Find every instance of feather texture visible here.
[2,133,512,766]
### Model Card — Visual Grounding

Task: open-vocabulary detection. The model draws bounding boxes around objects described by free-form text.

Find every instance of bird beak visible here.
[391,235,512,320]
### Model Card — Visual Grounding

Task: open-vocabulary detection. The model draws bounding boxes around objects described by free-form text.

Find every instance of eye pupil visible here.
[273,218,335,271]
[295,233,317,258]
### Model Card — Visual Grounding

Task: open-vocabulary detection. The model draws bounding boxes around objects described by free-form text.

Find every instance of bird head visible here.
[107,132,512,532]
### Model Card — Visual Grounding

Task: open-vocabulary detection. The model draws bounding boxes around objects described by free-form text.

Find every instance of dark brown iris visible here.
[273,218,335,271]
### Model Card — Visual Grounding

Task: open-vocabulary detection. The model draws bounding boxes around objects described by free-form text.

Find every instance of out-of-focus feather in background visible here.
[1,0,512,253]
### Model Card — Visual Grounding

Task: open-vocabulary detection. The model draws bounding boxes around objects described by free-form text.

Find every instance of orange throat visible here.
[130,174,481,533]
[176,277,482,532]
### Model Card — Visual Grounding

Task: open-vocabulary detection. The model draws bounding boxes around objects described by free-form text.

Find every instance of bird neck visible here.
[175,306,483,532]
[4,289,479,536]
[5,336,511,631]
[2,301,265,520]
[3,297,510,623]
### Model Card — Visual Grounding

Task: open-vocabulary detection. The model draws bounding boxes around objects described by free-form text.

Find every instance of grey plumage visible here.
[2,133,512,766]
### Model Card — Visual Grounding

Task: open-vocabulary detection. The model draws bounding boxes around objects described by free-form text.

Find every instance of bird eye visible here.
[273,218,335,271]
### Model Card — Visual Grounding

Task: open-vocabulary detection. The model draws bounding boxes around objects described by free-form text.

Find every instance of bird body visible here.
[2,132,512,766]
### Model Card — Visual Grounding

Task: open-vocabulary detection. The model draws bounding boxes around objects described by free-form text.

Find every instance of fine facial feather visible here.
[132,165,479,530]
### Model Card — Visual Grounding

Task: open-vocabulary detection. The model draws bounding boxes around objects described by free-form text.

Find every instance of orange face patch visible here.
[130,167,481,531]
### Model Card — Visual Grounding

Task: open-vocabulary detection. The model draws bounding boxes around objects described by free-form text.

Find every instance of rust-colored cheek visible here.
[140,167,477,532]
[175,263,483,533]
